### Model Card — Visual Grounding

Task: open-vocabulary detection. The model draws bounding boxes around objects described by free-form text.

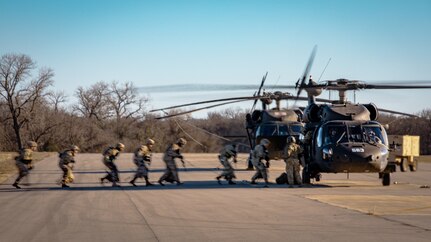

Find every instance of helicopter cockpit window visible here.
[347,125,363,142]
[257,125,278,136]
[289,125,303,135]
[323,126,347,145]
[362,125,387,145]
[279,125,289,135]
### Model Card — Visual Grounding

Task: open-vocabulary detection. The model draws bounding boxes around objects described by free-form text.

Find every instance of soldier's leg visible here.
[169,162,182,185]
[59,162,69,187]
[143,164,153,186]
[158,163,171,186]
[259,163,269,186]
[13,161,29,188]
[293,160,302,185]
[286,160,295,186]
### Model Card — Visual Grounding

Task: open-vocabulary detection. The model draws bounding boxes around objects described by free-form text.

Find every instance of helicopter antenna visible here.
[317,58,331,82]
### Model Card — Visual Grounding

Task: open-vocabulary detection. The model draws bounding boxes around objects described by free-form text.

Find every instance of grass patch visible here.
[0,152,55,184]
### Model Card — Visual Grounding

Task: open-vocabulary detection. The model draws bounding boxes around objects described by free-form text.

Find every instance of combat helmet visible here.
[26,141,37,148]
[260,138,270,146]
[177,138,187,146]
[287,136,296,144]
[146,138,155,145]
[70,145,80,152]
[116,143,125,151]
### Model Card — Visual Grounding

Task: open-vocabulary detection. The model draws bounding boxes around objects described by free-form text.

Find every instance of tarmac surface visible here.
[0,153,430,242]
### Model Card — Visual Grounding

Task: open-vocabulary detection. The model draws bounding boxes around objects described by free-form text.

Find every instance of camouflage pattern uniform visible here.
[216,144,238,185]
[13,141,37,189]
[251,139,270,187]
[158,138,187,186]
[130,139,155,187]
[283,137,304,186]
[101,143,125,186]
[59,145,79,188]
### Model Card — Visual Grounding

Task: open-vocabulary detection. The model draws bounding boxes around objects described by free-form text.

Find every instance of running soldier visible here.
[250,139,271,187]
[13,141,37,189]
[158,138,187,186]
[130,139,155,187]
[216,144,238,185]
[101,143,125,187]
[283,136,303,187]
[59,145,80,188]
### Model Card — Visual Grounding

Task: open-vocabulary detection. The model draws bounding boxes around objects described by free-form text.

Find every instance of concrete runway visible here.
[1,153,430,242]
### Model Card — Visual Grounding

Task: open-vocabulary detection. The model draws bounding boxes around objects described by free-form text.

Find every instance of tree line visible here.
[1,54,430,154]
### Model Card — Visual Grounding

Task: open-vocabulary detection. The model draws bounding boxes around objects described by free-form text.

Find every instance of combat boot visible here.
[129,180,137,187]
[216,176,221,184]
[158,180,165,186]
[62,183,69,188]
[144,177,154,186]
[12,182,21,189]
[228,180,236,185]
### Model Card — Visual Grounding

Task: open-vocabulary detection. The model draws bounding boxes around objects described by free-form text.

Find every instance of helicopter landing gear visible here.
[380,172,391,186]
[302,168,311,184]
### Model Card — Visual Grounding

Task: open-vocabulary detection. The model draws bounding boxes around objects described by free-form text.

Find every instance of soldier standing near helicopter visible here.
[101,143,125,187]
[283,136,303,187]
[250,139,271,187]
[158,138,187,186]
[12,141,37,189]
[130,139,155,187]
[58,145,80,188]
[216,144,238,185]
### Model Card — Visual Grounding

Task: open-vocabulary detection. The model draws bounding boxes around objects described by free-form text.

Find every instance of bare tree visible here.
[0,54,54,150]
[105,81,149,139]
[74,81,111,121]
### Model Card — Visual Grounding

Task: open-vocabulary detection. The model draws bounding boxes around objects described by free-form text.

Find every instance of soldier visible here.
[13,141,37,189]
[216,144,238,185]
[250,139,271,187]
[130,138,155,187]
[59,145,80,188]
[158,138,187,186]
[100,143,125,187]
[283,136,304,187]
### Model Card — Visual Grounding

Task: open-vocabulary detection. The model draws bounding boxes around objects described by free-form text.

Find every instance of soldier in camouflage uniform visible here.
[283,136,304,187]
[216,144,238,185]
[101,143,125,187]
[251,139,271,187]
[13,141,37,189]
[130,138,155,187]
[158,138,187,186]
[59,145,80,188]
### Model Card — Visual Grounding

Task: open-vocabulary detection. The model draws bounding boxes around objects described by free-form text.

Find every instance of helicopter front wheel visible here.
[381,172,391,186]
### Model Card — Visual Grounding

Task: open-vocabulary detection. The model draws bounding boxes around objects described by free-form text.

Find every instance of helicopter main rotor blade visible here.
[251,72,268,112]
[378,108,419,118]
[155,94,332,119]
[150,95,262,112]
[155,99,251,119]
[296,45,317,98]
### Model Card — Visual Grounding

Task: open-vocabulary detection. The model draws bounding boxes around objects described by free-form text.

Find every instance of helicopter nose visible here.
[367,153,387,172]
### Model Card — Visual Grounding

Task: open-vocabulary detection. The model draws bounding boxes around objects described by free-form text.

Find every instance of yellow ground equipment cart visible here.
[388,135,420,172]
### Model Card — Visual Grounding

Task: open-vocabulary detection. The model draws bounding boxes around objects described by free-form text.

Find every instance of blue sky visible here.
[1,0,431,115]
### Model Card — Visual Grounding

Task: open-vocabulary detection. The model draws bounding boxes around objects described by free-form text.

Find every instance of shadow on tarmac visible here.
[0,180,333,192]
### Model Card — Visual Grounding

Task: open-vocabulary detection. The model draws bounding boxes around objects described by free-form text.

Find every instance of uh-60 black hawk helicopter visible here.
[295,76,431,186]
[150,48,332,169]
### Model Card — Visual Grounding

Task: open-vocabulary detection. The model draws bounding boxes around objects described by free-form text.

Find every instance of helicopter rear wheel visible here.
[382,173,391,186]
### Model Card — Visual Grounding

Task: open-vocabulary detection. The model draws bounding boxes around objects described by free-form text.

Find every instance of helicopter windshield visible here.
[320,123,387,146]
[322,126,348,145]
[256,123,301,137]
